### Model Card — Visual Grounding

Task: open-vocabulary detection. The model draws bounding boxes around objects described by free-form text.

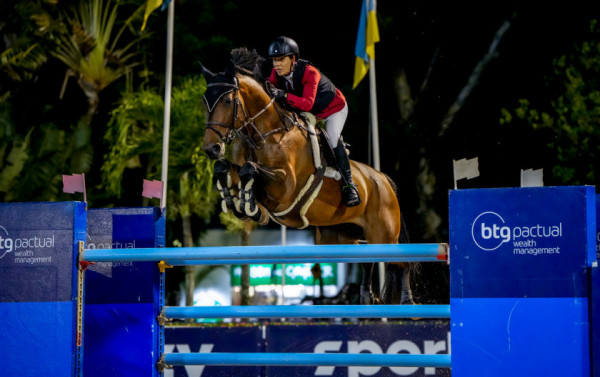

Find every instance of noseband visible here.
[204,78,281,149]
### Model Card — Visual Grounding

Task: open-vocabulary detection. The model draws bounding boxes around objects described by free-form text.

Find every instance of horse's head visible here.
[200,60,240,159]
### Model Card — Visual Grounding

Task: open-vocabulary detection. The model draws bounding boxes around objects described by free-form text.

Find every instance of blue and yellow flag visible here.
[141,0,171,31]
[353,0,380,89]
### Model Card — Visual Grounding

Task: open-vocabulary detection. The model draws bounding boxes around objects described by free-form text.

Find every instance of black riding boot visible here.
[333,141,361,207]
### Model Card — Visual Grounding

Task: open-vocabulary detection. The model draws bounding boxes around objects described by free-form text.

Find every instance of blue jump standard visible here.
[82,243,449,263]
[162,304,450,319]
[162,352,452,368]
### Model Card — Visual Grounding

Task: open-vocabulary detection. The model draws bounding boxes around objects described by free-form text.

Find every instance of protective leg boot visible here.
[333,141,361,207]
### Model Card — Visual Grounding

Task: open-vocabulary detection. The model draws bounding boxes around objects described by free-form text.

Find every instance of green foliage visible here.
[52,0,145,101]
[103,75,216,222]
[219,212,249,234]
[501,20,600,185]
[0,98,93,202]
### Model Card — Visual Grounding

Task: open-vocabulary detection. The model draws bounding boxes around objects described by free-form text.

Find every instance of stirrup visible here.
[342,184,361,207]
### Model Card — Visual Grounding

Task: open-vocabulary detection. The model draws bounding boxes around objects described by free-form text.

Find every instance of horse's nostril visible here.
[204,144,222,159]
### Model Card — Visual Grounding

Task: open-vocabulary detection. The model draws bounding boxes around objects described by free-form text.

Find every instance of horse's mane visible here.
[230,47,266,83]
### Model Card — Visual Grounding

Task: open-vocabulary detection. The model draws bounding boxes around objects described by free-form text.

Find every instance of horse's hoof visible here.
[359,285,374,305]
[400,289,415,305]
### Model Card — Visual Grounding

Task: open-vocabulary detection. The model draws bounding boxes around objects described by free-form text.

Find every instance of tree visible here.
[52,0,144,122]
[0,0,145,204]
[501,20,600,185]
[103,75,216,306]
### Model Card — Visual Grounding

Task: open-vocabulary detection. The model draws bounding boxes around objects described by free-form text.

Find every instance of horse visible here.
[199,49,415,305]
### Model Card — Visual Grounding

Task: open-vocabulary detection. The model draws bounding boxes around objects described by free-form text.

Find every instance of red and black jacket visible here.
[268,59,346,119]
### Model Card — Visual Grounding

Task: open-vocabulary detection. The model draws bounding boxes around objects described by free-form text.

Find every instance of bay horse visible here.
[199,50,414,305]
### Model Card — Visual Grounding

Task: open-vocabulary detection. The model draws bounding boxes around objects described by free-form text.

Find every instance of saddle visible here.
[297,112,342,181]
[268,111,342,228]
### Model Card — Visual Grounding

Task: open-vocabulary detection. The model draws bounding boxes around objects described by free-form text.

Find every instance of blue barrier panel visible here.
[450,186,594,377]
[165,326,262,377]
[84,208,165,377]
[265,323,451,377]
[0,202,86,377]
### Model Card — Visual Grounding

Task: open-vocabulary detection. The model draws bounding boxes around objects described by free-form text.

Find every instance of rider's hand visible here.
[269,87,287,100]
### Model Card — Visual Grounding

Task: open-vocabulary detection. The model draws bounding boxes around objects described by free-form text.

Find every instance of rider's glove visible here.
[269,87,287,100]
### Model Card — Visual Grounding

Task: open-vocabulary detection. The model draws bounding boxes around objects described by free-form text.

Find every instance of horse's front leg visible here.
[237,161,269,224]
[214,159,247,219]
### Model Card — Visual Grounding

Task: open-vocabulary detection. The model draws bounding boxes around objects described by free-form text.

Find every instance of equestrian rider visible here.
[266,36,361,207]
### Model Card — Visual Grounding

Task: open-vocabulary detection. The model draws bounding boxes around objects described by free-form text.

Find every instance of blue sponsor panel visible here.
[165,325,263,377]
[451,297,590,376]
[0,202,86,377]
[265,322,450,377]
[449,186,595,377]
[450,186,595,299]
[84,208,165,377]
[593,194,600,377]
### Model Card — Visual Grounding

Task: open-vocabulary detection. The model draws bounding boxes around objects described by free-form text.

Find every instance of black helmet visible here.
[268,36,299,58]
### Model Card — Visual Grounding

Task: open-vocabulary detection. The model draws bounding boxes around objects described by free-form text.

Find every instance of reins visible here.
[204,75,293,149]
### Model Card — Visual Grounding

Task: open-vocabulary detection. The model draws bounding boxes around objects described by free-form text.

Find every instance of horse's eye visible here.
[224,97,232,105]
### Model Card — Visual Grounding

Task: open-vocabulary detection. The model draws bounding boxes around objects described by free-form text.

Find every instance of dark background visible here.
[3,1,597,304]
[154,1,597,303]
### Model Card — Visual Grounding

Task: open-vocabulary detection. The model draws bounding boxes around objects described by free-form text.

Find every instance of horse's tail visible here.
[381,174,419,305]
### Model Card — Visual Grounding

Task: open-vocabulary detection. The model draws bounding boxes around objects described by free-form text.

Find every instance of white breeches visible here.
[324,102,348,145]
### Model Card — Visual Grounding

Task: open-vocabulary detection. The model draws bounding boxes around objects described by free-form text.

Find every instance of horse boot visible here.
[237,162,262,222]
[214,160,239,215]
[333,140,361,207]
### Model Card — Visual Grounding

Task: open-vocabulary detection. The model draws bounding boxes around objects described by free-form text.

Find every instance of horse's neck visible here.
[238,75,277,125]
[238,76,313,167]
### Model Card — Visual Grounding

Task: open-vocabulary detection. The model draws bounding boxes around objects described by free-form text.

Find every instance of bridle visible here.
[204,77,286,149]
[204,78,240,144]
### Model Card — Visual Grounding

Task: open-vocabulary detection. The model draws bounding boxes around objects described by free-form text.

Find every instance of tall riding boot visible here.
[333,140,361,207]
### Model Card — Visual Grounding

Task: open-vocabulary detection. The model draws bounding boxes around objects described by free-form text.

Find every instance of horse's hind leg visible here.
[360,262,377,305]
[363,198,416,305]
[315,225,375,304]
[381,263,415,305]
[379,218,416,305]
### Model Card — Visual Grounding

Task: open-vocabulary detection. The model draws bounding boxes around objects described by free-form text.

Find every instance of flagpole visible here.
[366,4,384,290]
[160,0,175,210]
[369,56,380,172]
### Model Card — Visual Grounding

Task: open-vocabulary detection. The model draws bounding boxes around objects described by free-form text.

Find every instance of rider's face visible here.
[273,55,294,76]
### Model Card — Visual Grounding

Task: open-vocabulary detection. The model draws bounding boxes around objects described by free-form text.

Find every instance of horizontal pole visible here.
[163,304,450,319]
[82,243,448,263]
[163,352,452,368]
[168,257,443,265]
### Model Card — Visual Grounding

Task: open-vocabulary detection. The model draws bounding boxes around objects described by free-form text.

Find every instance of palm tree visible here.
[52,0,144,123]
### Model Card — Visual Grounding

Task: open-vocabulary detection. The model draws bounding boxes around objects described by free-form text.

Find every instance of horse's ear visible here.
[225,60,236,78]
[199,62,215,81]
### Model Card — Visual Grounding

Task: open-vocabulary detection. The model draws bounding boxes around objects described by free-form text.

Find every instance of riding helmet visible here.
[268,36,299,58]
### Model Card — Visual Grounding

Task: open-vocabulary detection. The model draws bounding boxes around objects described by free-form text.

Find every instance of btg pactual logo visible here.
[471,211,510,251]
[0,225,13,259]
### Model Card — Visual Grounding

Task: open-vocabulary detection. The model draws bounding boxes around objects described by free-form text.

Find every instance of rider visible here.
[266,36,361,207]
